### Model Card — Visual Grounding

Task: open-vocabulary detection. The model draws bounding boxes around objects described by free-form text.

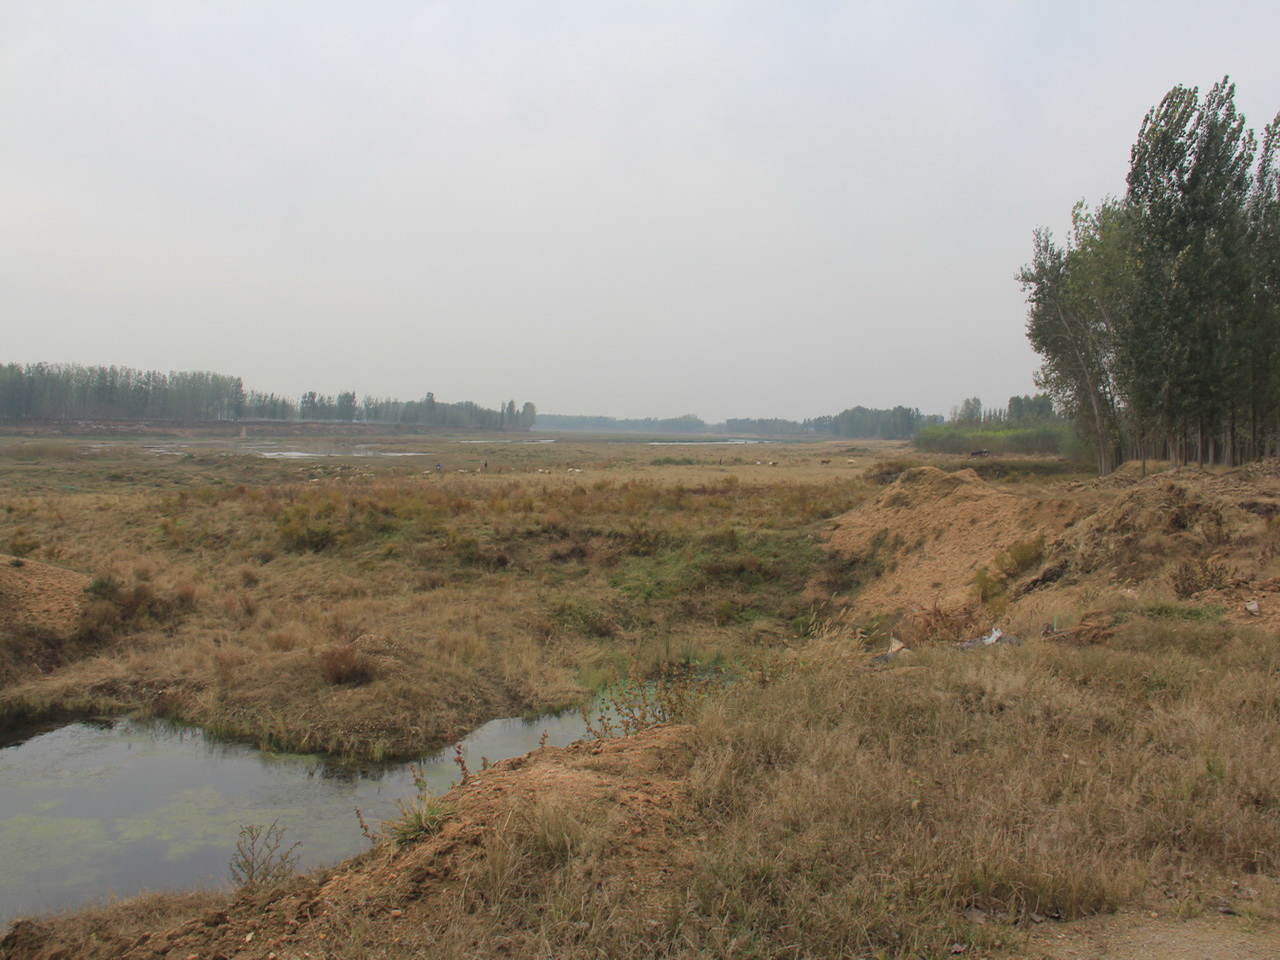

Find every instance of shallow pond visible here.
[0,709,592,926]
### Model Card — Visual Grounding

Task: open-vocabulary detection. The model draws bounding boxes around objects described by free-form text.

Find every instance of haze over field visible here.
[3,2,1279,422]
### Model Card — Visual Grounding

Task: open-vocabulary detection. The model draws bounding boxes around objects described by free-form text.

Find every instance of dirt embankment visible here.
[827,466,1081,613]
[827,464,1280,634]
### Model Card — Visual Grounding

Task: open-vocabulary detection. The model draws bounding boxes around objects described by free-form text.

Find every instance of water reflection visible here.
[0,708,591,926]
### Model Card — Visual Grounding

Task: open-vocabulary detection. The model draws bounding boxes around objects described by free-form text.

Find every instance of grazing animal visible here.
[820,458,832,465]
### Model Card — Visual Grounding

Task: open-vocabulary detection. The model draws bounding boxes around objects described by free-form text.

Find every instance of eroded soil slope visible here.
[0,555,88,636]
[828,464,1280,633]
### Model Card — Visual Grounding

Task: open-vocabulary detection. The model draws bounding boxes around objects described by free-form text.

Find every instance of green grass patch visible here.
[1141,602,1226,622]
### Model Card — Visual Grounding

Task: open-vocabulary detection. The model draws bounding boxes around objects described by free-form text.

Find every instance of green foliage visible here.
[972,567,1006,613]
[383,767,453,845]
[914,423,1076,456]
[1142,602,1227,622]
[998,535,1046,577]
[85,574,123,602]
[228,819,300,889]
[828,404,929,439]
[585,662,724,739]
[1022,77,1280,472]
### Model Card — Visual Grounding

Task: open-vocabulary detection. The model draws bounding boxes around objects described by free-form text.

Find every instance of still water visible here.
[0,709,592,926]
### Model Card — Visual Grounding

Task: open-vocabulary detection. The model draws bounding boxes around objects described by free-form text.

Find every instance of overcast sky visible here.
[3,2,1278,422]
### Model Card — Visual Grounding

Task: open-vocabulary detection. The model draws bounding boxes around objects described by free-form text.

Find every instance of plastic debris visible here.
[869,637,909,665]
[957,627,1023,650]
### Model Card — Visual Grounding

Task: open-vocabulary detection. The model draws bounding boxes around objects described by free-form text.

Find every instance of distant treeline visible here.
[0,362,535,430]
[534,414,711,434]
[913,394,1075,457]
[537,406,941,439]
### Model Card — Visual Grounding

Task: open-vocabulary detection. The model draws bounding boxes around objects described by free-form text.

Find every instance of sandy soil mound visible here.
[828,467,1075,614]
[1052,473,1276,580]
[828,465,1280,625]
[0,555,89,637]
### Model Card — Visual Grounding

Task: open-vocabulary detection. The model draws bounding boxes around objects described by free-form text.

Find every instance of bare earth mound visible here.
[827,465,1280,629]
[827,467,1078,614]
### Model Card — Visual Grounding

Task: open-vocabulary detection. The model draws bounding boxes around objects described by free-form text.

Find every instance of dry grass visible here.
[29,616,1280,960]
[670,620,1280,956]
[0,437,872,758]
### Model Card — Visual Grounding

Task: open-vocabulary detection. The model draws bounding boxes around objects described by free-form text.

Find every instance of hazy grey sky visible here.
[3,2,1278,422]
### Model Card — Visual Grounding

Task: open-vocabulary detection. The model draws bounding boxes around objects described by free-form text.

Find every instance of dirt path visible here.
[1013,908,1280,959]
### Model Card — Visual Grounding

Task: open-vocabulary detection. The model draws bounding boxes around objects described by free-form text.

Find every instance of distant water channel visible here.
[0,710,593,927]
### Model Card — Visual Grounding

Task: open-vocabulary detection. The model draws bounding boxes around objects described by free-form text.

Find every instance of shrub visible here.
[228,819,300,889]
[315,643,374,685]
[998,535,1045,577]
[382,766,453,845]
[1170,557,1233,598]
[586,662,723,739]
[85,574,123,602]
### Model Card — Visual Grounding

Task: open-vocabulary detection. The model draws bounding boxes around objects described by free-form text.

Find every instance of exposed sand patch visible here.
[827,467,1075,614]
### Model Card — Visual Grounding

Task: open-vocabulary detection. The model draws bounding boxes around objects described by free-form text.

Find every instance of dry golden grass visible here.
[19,617,1280,960]
[11,437,1280,958]
[0,436,873,758]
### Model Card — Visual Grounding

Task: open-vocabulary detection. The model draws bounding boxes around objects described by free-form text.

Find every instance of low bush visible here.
[227,819,300,890]
[380,766,453,845]
[315,643,374,685]
[914,423,1078,457]
[1170,557,1234,598]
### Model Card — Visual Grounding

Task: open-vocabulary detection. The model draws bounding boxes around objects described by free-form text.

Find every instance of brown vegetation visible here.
[7,439,1280,957]
[0,437,867,758]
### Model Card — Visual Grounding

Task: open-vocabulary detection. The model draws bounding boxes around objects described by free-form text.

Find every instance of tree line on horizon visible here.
[0,362,535,431]
[1022,77,1280,474]
[0,359,1058,443]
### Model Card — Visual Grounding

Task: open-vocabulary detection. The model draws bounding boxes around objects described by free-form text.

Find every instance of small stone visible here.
[1245,599,1261,616]
[1030,913,1045,924]
[390,909,404,919]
